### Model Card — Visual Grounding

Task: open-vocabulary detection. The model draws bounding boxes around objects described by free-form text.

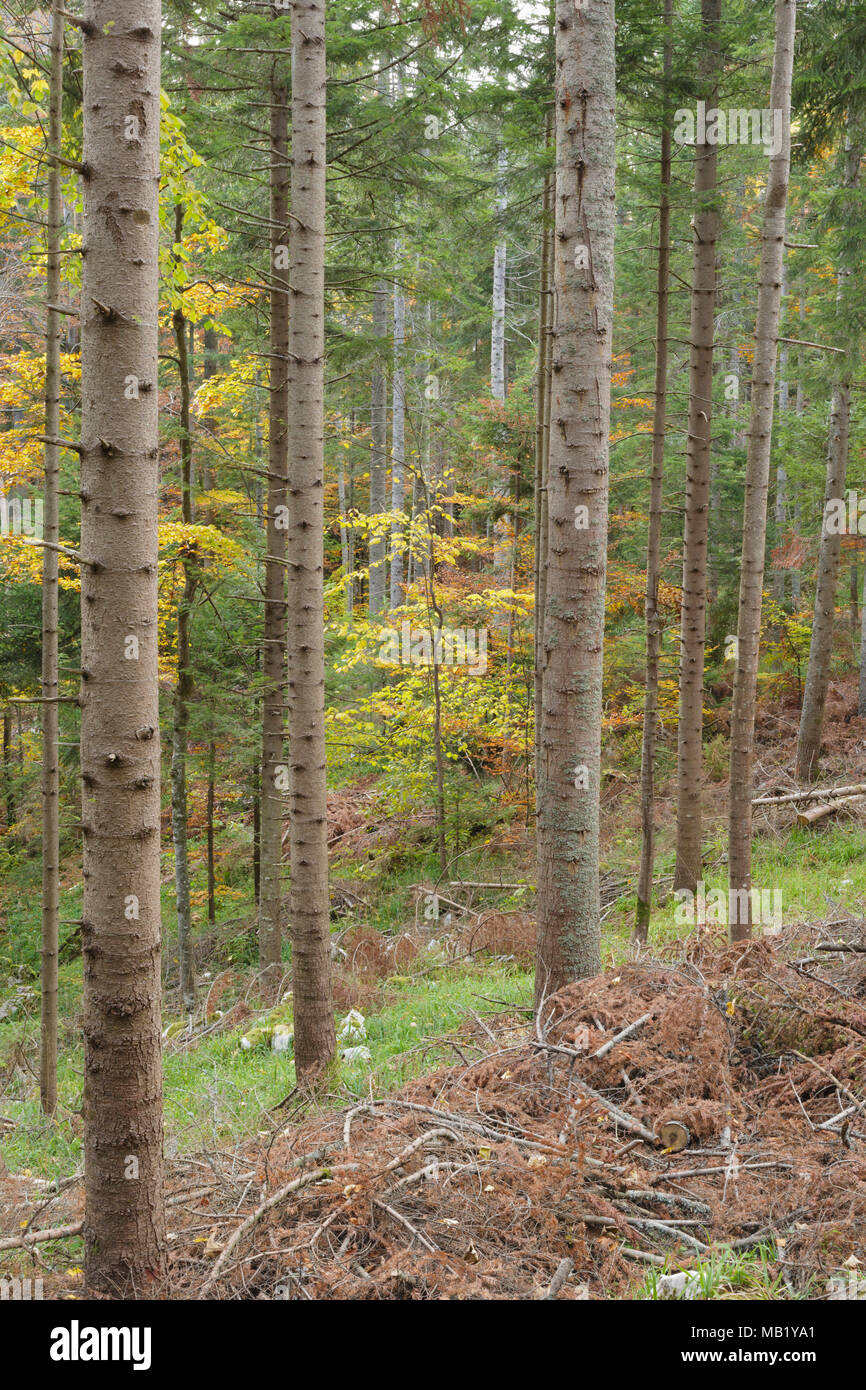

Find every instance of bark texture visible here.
[727,0,796,940]
[634,0,673,944]
[40,0,63,1117]
[535,0,615,1005]
[170,207,196,1010]
[491,148,507,401]
[797,131,863,779]
[80,0,165,1293]
[390,261,406,609]
[859,555,866,716]
[288,0,336,1081]
[796,385,852,779]
[674,0,722,893]
[368,280,388,616]
[259,80,290,983]
[533,136,554,780]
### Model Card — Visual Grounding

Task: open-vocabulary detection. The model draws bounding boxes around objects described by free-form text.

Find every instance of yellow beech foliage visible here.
[0,351,81,489]
[157,521,248,678]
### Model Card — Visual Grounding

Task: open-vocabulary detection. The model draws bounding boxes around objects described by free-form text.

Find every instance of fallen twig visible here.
[541,1257,573,1299]
[752,782,866,807]
[0,1221,83,1252]
[592,1013,653,1060]
[200,1166,333,1295]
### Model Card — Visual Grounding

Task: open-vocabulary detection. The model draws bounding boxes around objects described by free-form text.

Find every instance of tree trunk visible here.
[201,325,218,493]
[390,260,406,610]
[170,204,196,1014]
[338,449,353,618]
[796,386,852,778]
[859,551,866,716]
[288,0,336,1083]
[2,707,13,828]
[258,79,290,985]
[491,148,507,401]
[39,0,63,1118]
[491,149,512,578]
[252,764,261,905]
[368,280,389,616]
[535,0,615,1005]
[727,0,796,942]
[634,0,674,944]
[796,128,862,780]
[673,0,722,894]
[772,341,789,602]
[533,125,554,782]
[80,0,165,1293]
[207,736,216,926]
[791,300,805,604]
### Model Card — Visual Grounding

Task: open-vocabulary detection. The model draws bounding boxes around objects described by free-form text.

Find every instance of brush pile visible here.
[163,923,866,1299]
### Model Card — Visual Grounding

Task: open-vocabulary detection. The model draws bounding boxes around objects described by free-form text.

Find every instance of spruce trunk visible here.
[535,0,615,1005]
[727,0,796,941]
[674,0,722,894]
[80,0,165,1293]
[259,81,290,986]
[288,0,336,1081]
[634,0,673,943]
[40,0,63,1117]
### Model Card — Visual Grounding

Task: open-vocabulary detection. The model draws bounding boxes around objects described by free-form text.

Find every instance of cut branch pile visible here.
[158,926,866,1300]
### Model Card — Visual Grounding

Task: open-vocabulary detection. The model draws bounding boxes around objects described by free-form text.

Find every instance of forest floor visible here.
[2,677,866,1299]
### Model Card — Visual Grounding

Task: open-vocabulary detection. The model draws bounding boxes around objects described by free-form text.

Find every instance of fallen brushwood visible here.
[581,1214,710,1253]
[796,794,866,826]
[542,1257,574,1299]
[528,1045,656,1145]
[624,1188,713,1218]
[592,1012,653,1060]
[448,880,534,893]
[0,1220,83,1252]
[200,1164,336,1295]
[752,782,866,807]
[650,1160,793,1182]
[816,940,866,954]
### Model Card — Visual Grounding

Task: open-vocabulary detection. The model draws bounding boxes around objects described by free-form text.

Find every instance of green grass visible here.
[603,815,866,956]
[0,952,532,1183]
[5,807,866,1185]
[635,1244,814,1300]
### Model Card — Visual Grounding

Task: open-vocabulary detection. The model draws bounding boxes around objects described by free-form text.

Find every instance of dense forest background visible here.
[1,0,866,1306]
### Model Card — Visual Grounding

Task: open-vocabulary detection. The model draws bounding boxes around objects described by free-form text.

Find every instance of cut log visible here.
[796,794,866,826]
[657,1119,691,1153]
[753,781,866,807]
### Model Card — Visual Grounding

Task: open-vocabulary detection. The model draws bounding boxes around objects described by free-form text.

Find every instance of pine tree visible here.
[728,0,796,939]
[634,0,673,943]
[80,0,165,1294]
[259,74,290,985]
[39,0,64,1116]
[535,0,615,1004]
[674,0,722,894]
[288,0,336,1081]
